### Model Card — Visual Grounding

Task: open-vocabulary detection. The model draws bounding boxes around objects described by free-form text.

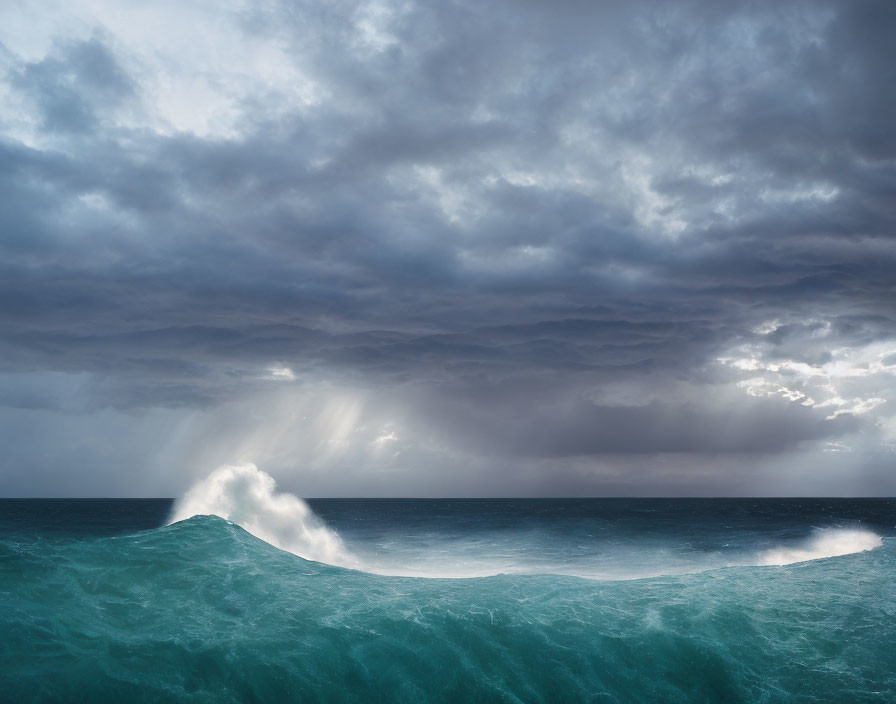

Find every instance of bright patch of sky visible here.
[720,321,896,446]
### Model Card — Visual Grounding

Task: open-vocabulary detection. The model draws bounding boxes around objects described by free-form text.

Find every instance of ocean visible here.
[1,494,895,702]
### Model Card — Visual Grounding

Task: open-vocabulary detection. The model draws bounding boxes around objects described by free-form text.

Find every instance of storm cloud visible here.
[0,0,894,495]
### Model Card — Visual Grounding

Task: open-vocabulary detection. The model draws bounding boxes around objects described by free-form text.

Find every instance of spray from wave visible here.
[169,463,357,569]
[754,527,882,566]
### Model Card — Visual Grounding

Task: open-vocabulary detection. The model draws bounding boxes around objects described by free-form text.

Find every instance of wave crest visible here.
[755,527,882,566]
[169,463,357,568]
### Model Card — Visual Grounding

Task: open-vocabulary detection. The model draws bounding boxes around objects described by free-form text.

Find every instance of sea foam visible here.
[169,463,357,568]
[755,527,883,566]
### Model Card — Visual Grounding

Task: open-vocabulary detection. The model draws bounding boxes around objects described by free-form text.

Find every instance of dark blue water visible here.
[2,497,895,702]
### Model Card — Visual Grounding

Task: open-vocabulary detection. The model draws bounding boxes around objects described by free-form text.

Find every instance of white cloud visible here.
[823,442,852,453]
[720,325,896,445]
[753,319,781,335]
[820,397,886,421]
[266,365,296,381]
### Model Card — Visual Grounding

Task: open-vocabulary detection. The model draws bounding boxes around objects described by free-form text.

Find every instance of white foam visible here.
[359,528,886,580]
[755,527,882,566]
[169,463,358,569]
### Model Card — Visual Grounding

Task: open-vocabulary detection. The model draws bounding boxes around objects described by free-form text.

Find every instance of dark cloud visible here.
[0,0,894,494]
[13,37,133,134]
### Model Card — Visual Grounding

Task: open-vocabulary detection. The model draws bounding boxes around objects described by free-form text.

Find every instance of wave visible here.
[753,527,883,566]
[168,463,358,569]
[168,466,884,579]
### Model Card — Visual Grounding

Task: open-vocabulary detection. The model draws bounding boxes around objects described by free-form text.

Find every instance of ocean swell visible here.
[1,515,894,703]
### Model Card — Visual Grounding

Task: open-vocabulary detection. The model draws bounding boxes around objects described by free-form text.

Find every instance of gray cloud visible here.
[0,0,894,495]
[13,37,133,133]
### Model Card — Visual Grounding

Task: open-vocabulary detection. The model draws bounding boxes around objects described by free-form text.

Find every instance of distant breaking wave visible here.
[169,463,358,569]
[754,527,882,566]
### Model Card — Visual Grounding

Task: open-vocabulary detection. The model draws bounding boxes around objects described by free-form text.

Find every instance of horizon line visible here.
[1,496,894,500]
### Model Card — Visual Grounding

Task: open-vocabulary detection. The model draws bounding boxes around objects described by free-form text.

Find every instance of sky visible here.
[0,0,894,497]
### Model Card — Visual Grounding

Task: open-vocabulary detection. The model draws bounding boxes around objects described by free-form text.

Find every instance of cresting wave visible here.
[169,463,358,569]
[171,464,884,579]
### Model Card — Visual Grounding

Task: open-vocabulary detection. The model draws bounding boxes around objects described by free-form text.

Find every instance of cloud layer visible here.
[1,0,894,495]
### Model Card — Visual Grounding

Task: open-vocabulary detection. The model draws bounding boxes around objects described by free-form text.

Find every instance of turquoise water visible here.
[1,499,895,702]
